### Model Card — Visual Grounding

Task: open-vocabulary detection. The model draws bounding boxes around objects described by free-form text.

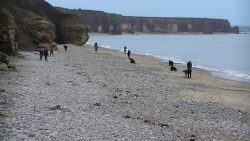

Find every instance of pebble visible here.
[0,45,248,140]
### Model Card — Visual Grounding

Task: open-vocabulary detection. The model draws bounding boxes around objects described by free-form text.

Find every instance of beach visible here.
[0,44,249,140]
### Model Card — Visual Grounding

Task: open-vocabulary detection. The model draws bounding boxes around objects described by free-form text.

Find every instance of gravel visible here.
[0,45,249,141]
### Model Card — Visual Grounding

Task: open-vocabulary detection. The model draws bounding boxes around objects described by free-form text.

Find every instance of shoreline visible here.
[86,41,250,84]
[84,44,250,112]
[89,32,240,36]
[1,44,249,140]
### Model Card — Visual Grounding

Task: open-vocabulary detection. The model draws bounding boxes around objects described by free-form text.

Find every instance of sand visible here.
[0,44,249,140]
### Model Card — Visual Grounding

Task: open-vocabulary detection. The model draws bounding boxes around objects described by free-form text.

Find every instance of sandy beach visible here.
[0,44,249,140]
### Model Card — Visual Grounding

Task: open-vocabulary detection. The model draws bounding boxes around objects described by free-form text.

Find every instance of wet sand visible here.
[0,44,249,140]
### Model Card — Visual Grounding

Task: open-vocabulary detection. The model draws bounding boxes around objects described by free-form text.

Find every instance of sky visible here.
[45,0,250,26]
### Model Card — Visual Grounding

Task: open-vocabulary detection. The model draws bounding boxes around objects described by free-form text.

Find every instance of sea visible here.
[87,30,250,83]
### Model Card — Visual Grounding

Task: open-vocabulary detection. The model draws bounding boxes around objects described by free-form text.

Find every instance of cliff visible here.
[57,8,239,34]
[0,0,89,54]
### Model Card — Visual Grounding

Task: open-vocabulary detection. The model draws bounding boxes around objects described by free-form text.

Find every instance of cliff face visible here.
[57,8,122,34]
[58,8,239,34]
[0,0,89,54]
[0,4,18,54]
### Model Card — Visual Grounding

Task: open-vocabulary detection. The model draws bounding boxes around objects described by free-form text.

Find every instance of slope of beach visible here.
[0,45,249,140]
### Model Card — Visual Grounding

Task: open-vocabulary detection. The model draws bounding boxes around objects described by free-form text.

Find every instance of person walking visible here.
[127,50,131,58]
[187,61,192,78]
[39,48,44,61]
[124,46,127,54]
[44,48,49,61]
[49,48,54,57]
[94,42,98,52]
[64,45,68,51]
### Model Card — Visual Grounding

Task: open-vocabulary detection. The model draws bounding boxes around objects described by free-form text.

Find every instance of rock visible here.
[160,124,169,128]
[0,112,7,117]
[7,65,16,71]
[50,105,63,110]
[189,134,196,141]
[124,115,131,118]
[0,63,8,71]
[28,133,36,138]
[94,103,101,106]
[0,52,9,64]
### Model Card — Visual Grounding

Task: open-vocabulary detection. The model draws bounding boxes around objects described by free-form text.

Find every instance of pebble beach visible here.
[0,45,250,140]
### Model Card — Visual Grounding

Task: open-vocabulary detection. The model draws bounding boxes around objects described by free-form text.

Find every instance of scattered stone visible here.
[7,65,16,71]
[160,124,169,128]
[94,103,101,107]
[113,95,119,99]
[50,105,63,110]
[124,115,131,119]
[1,89,5,92]
[45,82,51,85]
[126,90,132,93]
[28,133,36,138]
[133,94,139,97]
[189,134,196,141]
[0,112,7,117]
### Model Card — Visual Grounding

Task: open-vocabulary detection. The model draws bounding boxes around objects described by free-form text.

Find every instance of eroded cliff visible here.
[0,0,89,54]
[57,8,239,34]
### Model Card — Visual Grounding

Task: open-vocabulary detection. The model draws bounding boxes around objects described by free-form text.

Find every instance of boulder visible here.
[0,63,8,71]
[0,52,9,64]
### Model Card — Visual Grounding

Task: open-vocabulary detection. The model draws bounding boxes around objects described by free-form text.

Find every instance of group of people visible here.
[39,45,68,61]
[169,60,192,78]
[39,48,54,61]
[93,42,192,78]
[123,46,131,58]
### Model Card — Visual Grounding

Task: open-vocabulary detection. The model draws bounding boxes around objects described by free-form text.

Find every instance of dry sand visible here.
[0,44,249,140]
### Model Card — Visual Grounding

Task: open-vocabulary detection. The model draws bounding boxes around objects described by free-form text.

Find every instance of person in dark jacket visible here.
[49,48,54,57]
[187,61,192,78]
[124,46,127,54]
[39,48,44,61]
[127,50,131,58]
[64,45,68,51]
[94,42,98,52]
[44,48,49,61]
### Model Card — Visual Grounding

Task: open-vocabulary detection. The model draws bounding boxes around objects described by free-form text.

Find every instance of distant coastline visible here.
[57,7,239,35]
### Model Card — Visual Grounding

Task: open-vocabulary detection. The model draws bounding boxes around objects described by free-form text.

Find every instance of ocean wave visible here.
[86,42,112,49]
[144,54,250,81]
[222,70,250,80]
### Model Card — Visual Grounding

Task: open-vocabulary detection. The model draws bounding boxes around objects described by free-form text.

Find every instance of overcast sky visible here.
[45,0,250,26]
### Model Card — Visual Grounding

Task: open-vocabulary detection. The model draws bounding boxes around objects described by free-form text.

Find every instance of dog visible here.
[183,69,192,78]
[129,57,136,64]
[170,66,177,72]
